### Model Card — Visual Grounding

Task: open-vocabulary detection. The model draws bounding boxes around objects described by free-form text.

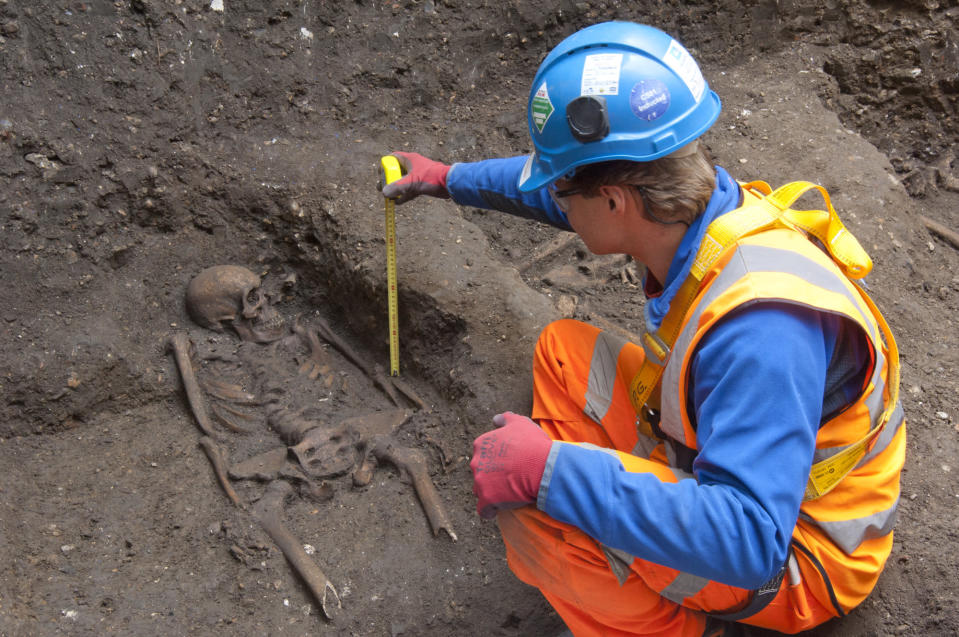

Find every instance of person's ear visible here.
[598,185,629,215]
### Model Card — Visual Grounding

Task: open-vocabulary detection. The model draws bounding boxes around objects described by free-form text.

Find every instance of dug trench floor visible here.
[3,28,959,637]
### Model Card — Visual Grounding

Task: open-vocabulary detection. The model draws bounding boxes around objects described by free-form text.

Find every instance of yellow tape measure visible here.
[380,155,403,376]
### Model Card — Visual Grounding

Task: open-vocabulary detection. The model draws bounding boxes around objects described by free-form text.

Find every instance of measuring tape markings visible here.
[380,155,403,377]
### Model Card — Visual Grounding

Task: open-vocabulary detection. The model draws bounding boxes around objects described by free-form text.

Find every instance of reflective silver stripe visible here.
[787,552,801,586]
[664,439,680,468]
[739,246,879,343]
[536,443,563,509]
[578,442,623,461]
[584,330,627,424]
[600,544,635,586]
[860,402,905,466]
[660,571,711,604]
[802,498,899,555]
[660,242,880,445]
[863,360,887,421]
[631,435,659,459]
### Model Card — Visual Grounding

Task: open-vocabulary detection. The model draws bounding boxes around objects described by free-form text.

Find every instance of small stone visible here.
[555,294,578,318]
[936,411,949,420]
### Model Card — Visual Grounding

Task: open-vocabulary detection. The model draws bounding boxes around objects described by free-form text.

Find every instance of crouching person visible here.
[384,21,905,636]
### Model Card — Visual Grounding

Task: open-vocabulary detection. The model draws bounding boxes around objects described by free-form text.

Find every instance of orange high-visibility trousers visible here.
[496,319,832,636]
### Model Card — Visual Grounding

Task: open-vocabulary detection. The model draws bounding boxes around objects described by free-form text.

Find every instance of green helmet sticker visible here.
[531,82,554,134]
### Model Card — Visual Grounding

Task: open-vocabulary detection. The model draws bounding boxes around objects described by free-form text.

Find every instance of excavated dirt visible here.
[2,1,959,635]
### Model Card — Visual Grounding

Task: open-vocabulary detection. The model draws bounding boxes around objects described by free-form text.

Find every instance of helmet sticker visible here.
[662,39,705,102]
[531,82,555,134]
[629,80,670,122]
[581,53,623,96]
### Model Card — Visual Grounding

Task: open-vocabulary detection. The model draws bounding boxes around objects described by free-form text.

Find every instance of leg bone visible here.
[371,435,456,542]
[313,317,428,409]
[253,480,340,619]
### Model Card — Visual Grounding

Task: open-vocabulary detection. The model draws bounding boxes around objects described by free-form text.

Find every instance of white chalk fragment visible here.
[210,0,224,12]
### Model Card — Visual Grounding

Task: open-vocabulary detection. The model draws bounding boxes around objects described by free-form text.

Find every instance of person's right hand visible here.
[382,151,451,204]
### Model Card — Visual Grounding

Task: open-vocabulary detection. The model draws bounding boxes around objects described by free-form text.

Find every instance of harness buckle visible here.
[642,332,670,365]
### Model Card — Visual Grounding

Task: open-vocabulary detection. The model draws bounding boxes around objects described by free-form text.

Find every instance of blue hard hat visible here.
[518,21,722,192]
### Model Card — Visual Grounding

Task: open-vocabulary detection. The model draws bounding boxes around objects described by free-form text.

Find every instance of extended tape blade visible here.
[381,155,403,376]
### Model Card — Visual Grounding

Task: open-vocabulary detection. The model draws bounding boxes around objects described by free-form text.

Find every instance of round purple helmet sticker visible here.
[630,80,670,121]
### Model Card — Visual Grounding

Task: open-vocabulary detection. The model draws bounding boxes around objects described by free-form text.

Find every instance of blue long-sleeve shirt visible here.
[450,156,869,588]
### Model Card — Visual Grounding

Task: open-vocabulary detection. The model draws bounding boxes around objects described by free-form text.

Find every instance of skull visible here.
[185,265,286,343]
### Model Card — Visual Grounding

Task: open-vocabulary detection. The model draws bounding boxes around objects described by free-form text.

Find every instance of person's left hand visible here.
[470,412,553,519]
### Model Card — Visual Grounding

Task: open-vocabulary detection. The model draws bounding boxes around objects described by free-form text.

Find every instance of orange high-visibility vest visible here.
[636,186,906,630]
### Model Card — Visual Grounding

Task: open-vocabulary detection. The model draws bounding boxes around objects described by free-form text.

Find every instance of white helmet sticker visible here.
[662,39,705,102]
[530,82,555,133]
[581,53,623,96]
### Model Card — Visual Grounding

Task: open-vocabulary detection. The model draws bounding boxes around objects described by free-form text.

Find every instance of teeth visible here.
[259,315,284,329]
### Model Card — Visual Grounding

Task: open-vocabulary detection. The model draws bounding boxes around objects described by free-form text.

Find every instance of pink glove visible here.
[381,151,451,204]
[470,412,552,519]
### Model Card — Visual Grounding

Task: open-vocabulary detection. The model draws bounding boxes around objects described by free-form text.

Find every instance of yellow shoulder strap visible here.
[767,181,872,279]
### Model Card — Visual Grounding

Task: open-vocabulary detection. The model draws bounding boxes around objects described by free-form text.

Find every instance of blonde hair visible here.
[568,144,716,225]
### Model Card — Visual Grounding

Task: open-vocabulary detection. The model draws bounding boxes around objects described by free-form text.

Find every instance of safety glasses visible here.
[547,184,582,213]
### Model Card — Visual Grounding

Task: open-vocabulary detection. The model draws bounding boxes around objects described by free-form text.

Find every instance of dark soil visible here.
[1,1,958,636]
